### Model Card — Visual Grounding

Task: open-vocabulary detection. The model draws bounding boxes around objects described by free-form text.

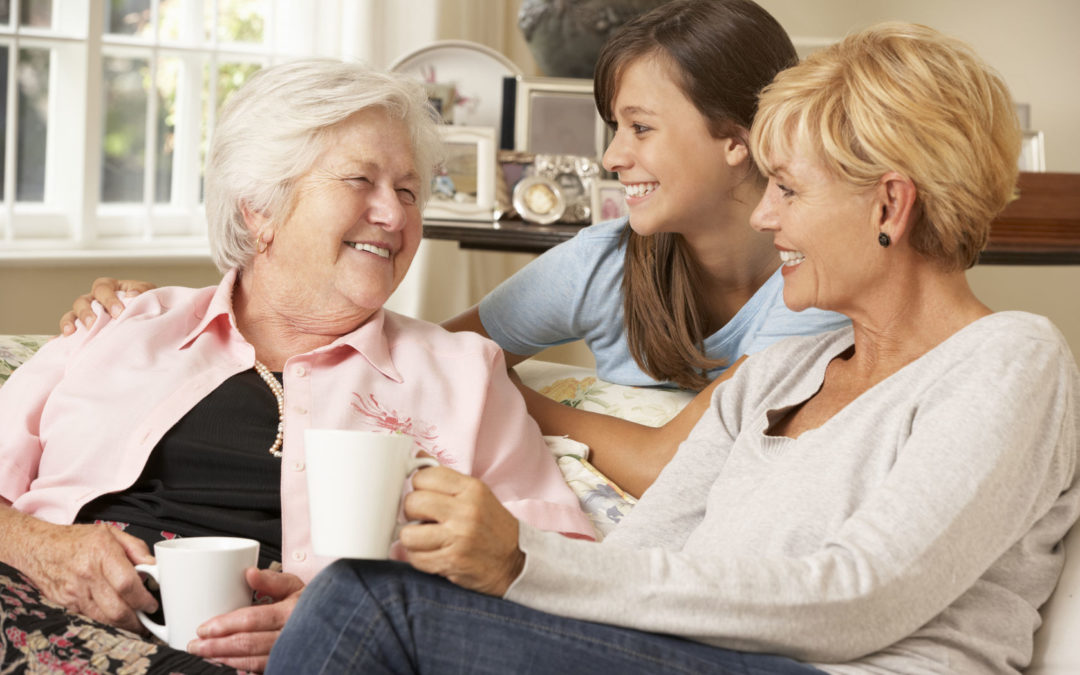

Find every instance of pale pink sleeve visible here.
[0,328,87,501]
[468,349,595,540]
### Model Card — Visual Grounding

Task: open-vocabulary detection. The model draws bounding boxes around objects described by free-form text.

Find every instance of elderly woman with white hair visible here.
[0,59,592,673]
[268,24,1079,675]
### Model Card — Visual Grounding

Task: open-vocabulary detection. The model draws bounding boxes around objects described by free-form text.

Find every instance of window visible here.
[0,0,384,261]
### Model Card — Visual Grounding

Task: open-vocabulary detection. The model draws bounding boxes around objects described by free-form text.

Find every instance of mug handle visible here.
[394,456,442,540]
[407,456,439,474]
[134,563,169,643]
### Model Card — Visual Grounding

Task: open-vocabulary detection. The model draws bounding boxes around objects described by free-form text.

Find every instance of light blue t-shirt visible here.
[479,218,849,388]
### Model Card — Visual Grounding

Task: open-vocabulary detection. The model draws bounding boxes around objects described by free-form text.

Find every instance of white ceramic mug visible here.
[135,537,259,650]
[305,429,439,559]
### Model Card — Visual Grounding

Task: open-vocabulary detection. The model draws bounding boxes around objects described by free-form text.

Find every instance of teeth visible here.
[779,250,805,267]
[347,242,390,258]
[624,182,658,198]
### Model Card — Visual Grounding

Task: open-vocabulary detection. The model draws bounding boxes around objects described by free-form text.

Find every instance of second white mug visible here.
[305,429,438,559]
[135,536,258,651]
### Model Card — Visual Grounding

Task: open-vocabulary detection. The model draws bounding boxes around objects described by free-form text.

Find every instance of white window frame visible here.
[0,0,411,265]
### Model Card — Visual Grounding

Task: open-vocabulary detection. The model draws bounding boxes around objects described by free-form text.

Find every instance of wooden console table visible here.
[425,172,1080,265]
[423,218,580,255]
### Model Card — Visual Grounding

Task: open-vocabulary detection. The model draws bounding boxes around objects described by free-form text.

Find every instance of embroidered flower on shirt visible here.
[350,393,454,465]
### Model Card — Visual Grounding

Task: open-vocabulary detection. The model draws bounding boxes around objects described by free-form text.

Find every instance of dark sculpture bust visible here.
[518,0,670,78]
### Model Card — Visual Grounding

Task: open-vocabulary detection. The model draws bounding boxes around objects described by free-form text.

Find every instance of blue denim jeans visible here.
[267,560,827,675]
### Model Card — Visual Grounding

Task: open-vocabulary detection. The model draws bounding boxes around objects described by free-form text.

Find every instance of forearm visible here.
[512,361,739,498]
[0,502,47,570]
[514,383,665,498]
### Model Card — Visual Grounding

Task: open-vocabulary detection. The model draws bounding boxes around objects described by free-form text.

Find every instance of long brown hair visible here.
[594,0,797,390]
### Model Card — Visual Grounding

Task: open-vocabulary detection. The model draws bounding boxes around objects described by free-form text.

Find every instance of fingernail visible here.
[110,304,122,318]
[62,324,73,336]
[86,316,95,328]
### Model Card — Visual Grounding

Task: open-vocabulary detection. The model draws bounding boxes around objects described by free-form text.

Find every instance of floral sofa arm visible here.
[0,335,52,388]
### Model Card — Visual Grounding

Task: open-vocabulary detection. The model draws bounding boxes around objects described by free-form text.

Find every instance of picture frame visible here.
[425,126,496,221]
[494,149,534,219]
[513,175,566,225]
[591,179,628,224]
[506,76,610,159]
[1019,130,1046,172]
[531,154,600,224]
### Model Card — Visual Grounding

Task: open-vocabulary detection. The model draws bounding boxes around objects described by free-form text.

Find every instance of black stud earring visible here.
[878,232,891,248]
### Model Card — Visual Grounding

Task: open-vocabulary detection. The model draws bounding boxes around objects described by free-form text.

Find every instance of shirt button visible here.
[292,551,306,562]
[292,461,305,472]
[293,365,307,377]
[294,406,308,415]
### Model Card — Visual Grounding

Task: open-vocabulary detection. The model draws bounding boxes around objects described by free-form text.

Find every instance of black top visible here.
[78,369,283,568]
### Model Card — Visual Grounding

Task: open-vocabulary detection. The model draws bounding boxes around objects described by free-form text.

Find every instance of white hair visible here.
[204,58,443,272]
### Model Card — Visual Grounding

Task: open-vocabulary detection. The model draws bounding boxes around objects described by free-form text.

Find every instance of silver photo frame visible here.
[513,76,609,159]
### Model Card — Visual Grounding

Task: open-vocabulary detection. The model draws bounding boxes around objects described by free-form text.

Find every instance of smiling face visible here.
[750,145,879,314]
[259,108,423,325]
[601,55,744,238]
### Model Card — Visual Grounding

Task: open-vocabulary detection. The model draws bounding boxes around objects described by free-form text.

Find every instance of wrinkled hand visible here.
[59,277,157,335]
[400,466,525,596]
[19,521,156,632]
[187,568,304,673]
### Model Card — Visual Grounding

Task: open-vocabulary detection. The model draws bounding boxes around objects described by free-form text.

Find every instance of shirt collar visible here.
[180,268,242,350]
[335,309,403,383]
[179,268,403,383]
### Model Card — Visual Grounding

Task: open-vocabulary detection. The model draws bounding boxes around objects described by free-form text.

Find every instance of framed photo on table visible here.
[591,179,628,224]
[425,126,496,221]
[505,76,610,159]
[1019,130,1046,172]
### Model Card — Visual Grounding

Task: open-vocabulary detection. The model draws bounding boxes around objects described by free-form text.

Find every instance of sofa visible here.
[1,335,1075,672]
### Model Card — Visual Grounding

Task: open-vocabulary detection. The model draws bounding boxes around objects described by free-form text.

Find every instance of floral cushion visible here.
[516,360,694,540]
[0,335,50,389]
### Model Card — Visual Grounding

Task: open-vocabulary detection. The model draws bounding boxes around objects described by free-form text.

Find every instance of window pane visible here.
[19,0,50,28]
[155,57,179,203]
[101,55,148,202]
[157,0,199,43]
[218,0,265,45]
[17,47,49,202]
[216,61,259,109]
[106,0,150,36]
[0,1,10,24]
[200,60,259,200]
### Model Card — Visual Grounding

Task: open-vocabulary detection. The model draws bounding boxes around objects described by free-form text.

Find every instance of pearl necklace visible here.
[253,360,285,458]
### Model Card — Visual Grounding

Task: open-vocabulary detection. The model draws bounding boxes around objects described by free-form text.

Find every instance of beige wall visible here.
[0,262,222,336]
[1,1,1076,367]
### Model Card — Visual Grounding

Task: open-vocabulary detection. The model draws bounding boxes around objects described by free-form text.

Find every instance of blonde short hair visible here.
[751,22,1021,270]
